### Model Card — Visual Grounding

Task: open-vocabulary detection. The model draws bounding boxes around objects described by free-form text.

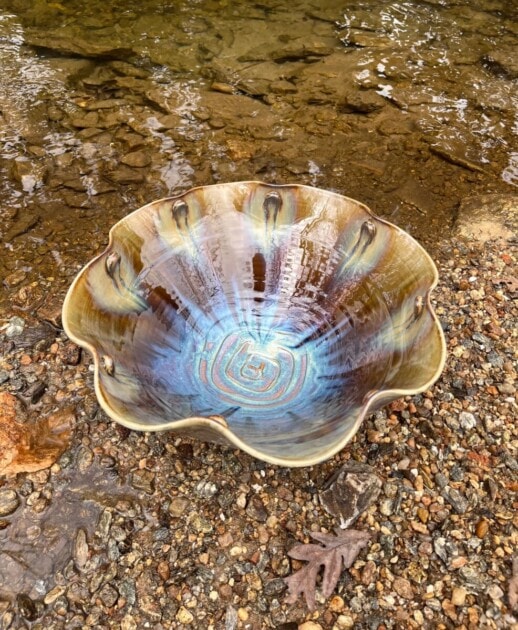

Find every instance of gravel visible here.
[0,234,516,629]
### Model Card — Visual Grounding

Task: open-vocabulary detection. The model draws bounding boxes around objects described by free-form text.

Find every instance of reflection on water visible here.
[0,0,516,306]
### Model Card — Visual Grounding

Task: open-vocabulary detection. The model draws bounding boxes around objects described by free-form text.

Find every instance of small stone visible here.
[176,606,194,624]
[120,151,151,168]
[59,342,82,365]
[393,576,414,599]
[0,489,20,516]
[451,586,467,606]
[380,498,394,516]
[74,529,89,569]
[442,487,469,513]
[497,382,515,395]
[16,594,40,621]
[131,469,155,493]
[299,623,323,630]
[487,584,504,600]
[4,316,25,337]
[417,507,429,523]
[475,519,489,539]
[335,614,355,629]
[188,512,213,533]
[169,496,189,517]
[329,595,345,612]
[320,462,382,528]
[157,560,170,581]
[44,586,66,605]
[237,608,249,621]
[121,615,137,630]
[246,496,268,522]
[459,412,477,430]
[236,492,247,509]
[99,583,118,608]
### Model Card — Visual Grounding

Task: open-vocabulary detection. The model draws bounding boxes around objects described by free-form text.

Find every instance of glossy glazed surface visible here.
[63,182,445,466]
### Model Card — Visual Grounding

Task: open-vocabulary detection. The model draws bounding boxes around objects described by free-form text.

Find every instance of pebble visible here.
[120,151,151,167]
[99,583,119,608]
[246,496,268,522]
[320,462,381,528]
[168,496,190,517]
[4,316,25,337]
[176,606,194,624]
[459,411,477,430]
[441,487,469,514]
[451,586,467,606]
[74,529,89,569]
[0,489,20,516]
[393,576,414,599]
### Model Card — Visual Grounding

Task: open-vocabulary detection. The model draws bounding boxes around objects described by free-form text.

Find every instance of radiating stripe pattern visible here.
[63,182,445,465]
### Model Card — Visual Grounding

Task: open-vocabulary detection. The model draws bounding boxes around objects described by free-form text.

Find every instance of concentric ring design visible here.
[62,182,446,466]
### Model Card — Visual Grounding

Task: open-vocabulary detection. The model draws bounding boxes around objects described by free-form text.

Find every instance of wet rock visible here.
[25,33,136,61]
[70,111,99,128]
[120,151,151,168]
[16,593,42,621]
[3,211,40,242]
[0,489,20,516]
[481,51,518,79]
[339,89,385,113]
[269,40,333,62]
[11,158,47,193]
[456,194,517,242]
[108,166,145,184]
[320,462,382,528]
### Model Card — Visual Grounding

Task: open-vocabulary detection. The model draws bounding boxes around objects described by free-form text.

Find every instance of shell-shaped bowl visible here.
[63,182,446,466]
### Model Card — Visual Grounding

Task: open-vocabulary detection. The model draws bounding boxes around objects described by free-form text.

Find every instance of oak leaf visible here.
[284,528,371,610]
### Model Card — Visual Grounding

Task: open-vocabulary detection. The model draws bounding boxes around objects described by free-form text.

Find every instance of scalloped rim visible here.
[62,181,447,467]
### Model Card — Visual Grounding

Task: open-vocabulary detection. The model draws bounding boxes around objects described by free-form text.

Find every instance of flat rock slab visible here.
[456,194,517,242]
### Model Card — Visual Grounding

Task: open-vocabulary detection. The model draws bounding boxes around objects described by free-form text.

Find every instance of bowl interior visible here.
[63,182,445,464]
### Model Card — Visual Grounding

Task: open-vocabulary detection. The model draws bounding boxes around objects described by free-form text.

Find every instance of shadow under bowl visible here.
[62,182,446,466]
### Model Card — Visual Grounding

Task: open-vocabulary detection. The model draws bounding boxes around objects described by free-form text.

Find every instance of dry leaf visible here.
[0,392,74,476]
[284,528,371,610]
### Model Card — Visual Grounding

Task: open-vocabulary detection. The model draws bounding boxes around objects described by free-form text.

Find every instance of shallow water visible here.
[0,0,517,314]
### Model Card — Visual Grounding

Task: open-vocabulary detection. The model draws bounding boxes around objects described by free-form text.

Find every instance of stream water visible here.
[0,0,517,315]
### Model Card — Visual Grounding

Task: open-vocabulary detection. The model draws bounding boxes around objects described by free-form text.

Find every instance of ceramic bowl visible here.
[62,182,446,466]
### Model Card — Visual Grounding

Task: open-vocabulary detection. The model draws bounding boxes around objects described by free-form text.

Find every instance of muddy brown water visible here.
[0,0,516,612]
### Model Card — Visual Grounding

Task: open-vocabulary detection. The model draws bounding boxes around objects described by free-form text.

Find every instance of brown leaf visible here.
[284,528,371,610]
[0,392,74,476]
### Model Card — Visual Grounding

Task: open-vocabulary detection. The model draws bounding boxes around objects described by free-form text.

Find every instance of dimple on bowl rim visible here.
[62,181,447,467]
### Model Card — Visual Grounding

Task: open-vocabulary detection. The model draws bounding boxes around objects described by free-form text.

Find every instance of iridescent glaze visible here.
[62,182,446,466]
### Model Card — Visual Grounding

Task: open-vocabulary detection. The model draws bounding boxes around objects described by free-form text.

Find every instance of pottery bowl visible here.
[62,182,445,466]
